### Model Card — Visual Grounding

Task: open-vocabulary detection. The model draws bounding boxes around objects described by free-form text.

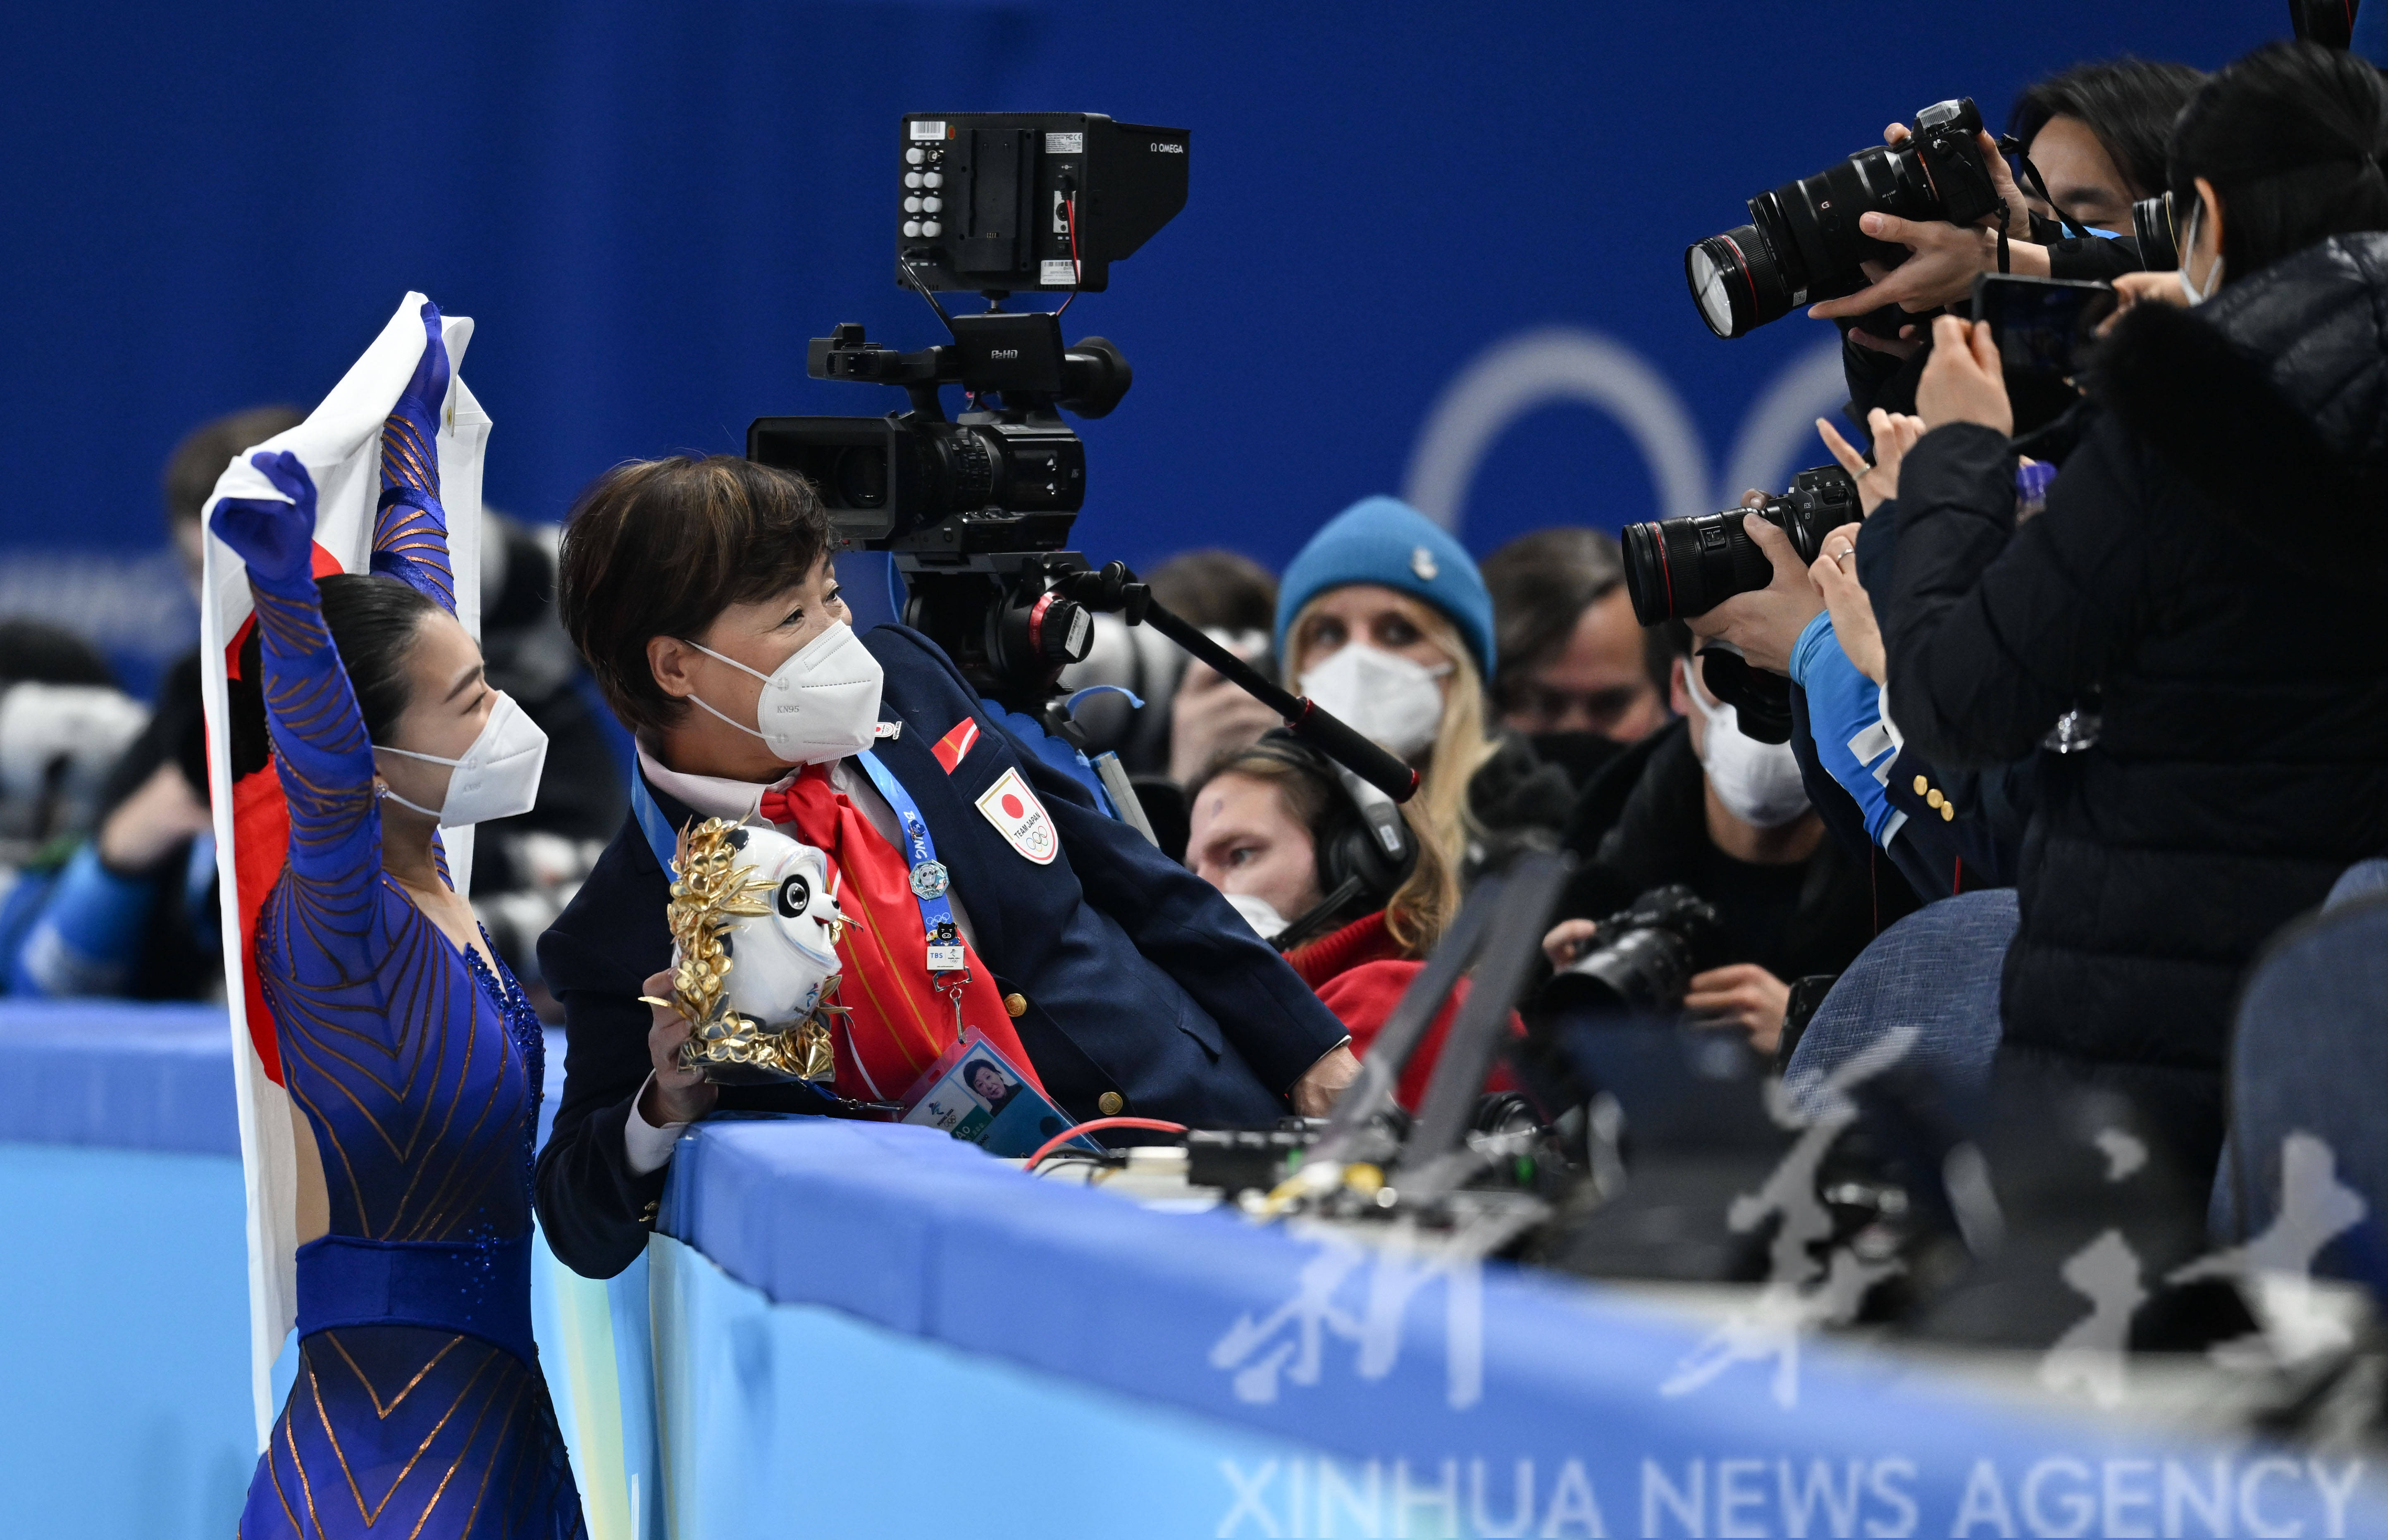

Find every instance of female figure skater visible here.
[220,303,584,1537]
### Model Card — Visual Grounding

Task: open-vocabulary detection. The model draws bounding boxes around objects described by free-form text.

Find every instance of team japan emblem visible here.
[974,767,1057,865]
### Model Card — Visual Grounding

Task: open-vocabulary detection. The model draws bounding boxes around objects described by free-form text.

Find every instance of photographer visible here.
[1689,412,2029,901]
[1818,59,2205,390]
[1186,737,1512,1109]
[1540,631,1885,1055]
[1882,40,2388,1186]
[1480,527,1672,791]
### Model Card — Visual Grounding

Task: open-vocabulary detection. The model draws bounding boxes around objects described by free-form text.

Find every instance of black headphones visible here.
[1238,729,1419,951]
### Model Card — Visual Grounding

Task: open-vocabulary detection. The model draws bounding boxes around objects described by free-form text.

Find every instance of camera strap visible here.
[1997,134,2095,242]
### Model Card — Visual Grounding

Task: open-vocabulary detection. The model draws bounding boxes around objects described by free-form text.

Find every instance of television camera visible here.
[748,112,1417,805]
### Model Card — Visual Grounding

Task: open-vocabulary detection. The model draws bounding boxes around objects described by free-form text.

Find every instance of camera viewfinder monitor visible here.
[896,112,1188,293]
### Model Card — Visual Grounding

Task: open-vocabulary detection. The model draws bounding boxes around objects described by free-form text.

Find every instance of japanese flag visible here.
[197,293,489,1445]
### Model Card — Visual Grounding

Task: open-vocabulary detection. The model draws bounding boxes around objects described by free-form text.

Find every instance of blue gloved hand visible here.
[209,450,320,586]
[381,300,448,506]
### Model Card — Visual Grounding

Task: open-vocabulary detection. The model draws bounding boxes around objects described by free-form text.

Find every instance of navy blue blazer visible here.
[534,623,1347,1278]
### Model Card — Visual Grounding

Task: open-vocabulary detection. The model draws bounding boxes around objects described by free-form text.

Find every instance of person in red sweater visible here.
[1186,734,1520,1110]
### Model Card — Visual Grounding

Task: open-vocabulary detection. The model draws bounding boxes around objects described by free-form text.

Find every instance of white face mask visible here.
[1223,891,1289,941]
[1299,643,1451,759]
[2178,198,2224,305]
[684,621,886,765]
[1682,658,1810,830]
[378,691,549,829]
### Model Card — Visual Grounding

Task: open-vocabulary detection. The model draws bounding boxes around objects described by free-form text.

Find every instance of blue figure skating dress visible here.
[222,303,584,1538]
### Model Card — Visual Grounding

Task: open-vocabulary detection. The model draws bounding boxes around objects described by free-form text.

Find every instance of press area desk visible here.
[5,998,2383,1540]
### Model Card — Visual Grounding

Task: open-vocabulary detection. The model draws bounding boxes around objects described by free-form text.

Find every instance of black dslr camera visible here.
[1543,884,1725,1019]
[749,112,1188,710]
[1620,465,1859,625]
[1687,98,2003,339]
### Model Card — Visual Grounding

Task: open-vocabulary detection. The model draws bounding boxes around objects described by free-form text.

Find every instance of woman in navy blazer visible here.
[533,456,1355,1280]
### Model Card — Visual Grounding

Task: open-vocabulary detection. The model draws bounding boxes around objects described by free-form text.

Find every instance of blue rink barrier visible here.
[6,999,2386,1539]
[661,1118,2388,1539]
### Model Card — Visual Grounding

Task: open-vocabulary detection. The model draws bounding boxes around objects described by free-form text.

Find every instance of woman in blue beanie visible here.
[1274,496,1570,903]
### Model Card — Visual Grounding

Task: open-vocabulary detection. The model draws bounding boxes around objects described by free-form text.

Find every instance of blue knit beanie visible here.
[1274,496,1495,682]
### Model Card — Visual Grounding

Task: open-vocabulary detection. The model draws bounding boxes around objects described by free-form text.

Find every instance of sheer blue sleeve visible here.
[369,301,458,615]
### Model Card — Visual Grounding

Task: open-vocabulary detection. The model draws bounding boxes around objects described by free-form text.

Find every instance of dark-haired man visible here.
[534,455,1357,1280]
[1480,527,1670,791]
[1812,57,2207,410]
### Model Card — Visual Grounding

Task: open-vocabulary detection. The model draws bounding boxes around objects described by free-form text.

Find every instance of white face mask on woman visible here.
[1299,643,1451,759]
[378,691,549,829]
[682,621,886,765]
[1682,659,1811,829]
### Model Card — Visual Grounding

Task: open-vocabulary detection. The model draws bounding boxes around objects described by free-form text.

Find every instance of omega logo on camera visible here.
[1149,141,1184,153]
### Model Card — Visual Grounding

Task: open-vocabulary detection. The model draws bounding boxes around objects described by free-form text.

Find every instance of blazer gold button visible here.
[1940,801,1956,822]
[1913,774,1929,796]
[1004,992,1027,1018]
[1926,788,1944,809]
[1097,1091,1124,1116]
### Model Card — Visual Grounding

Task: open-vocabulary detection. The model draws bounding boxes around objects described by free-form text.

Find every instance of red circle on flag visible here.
[1001,793,1025,818]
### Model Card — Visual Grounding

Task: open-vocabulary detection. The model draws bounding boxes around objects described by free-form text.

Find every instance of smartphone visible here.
[1971,273,2117,378]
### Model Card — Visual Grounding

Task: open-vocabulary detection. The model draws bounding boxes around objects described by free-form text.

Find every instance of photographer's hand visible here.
[1808,522,1885,684]
[1816,409,1923,517]
[1915,315,2013,435]
[1542,918,1598,967]
[1685,515,1823,674]
[2099,269,2191,333]
[1684,963,1792,1057]
[1808,217,2052,323]
[1811,131,2044,324]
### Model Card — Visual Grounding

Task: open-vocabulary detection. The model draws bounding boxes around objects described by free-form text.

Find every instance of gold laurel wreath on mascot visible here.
[649,817,848,1084]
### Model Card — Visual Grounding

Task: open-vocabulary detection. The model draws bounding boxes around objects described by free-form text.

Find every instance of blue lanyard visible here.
[631,772,680,874]
[853,750,968,976]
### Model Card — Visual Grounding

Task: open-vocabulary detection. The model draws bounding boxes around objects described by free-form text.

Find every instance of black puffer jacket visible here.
[1885,233,2388,1166]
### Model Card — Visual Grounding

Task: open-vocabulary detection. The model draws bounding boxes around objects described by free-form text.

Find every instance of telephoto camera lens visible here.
[1686,224,1794,340]
[1541,885,1725,1020]
[1686,98,2001,339]
[1620,465,1858,625]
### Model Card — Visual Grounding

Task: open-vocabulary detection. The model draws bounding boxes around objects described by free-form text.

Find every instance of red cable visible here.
[1054,194,1081,316]
[1025,1116,1186,1168]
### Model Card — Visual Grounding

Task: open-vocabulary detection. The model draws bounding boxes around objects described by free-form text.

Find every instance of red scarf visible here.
[760,763,1045,1101]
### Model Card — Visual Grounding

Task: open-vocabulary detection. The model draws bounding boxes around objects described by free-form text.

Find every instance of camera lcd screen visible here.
[1972,274,2117,377]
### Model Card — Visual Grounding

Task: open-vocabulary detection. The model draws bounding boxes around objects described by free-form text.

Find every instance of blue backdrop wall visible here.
[2,0,2276,691]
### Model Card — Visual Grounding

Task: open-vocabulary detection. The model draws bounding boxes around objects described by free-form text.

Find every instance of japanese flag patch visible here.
[975,766,1057,865]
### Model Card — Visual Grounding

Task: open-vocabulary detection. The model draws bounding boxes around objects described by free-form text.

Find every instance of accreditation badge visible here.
[974,766,1057,865]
